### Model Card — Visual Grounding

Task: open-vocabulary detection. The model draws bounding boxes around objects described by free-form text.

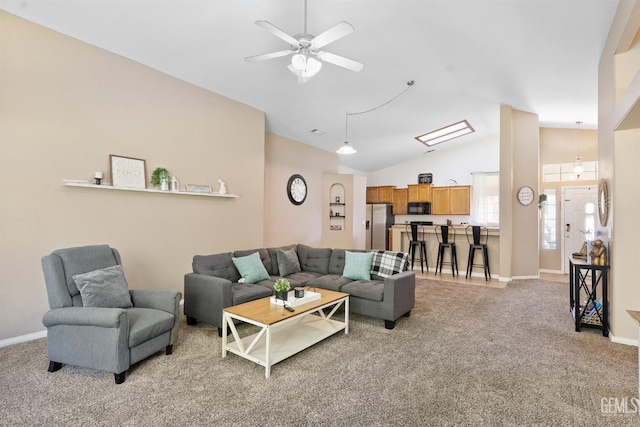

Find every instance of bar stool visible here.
[406,222,428,273]
[465,225,491,280]
[435,225,458,276]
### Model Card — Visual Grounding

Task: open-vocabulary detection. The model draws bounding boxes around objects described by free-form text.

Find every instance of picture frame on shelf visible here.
[186,184,212,194]
[110,155,146,189]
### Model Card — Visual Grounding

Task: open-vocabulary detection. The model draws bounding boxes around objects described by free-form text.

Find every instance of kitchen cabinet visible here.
[431,185,471,215]
[366,186,395,204]
[408,184,431,202]
[392,188,408,215]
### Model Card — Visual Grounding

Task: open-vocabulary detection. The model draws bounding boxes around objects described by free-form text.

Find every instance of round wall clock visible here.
[517,186,535,206]
[598,178,609,226]
[287,174,307,205]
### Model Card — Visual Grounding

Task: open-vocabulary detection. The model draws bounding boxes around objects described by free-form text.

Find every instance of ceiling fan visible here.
[244,0,364,83]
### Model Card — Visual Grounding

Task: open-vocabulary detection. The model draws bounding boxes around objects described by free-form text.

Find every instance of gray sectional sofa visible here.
[184,244,415,335]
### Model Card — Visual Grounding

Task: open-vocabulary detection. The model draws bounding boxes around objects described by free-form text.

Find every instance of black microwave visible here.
[407,202,431,215]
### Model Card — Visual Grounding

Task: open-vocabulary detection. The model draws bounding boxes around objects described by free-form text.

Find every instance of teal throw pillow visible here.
[232,251,270,284]
[343,251,374,281]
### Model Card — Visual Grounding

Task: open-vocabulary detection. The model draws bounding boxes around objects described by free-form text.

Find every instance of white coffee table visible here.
[222,288,349,378]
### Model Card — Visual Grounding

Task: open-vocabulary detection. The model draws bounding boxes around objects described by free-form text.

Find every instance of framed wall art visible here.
[110,155,147,189]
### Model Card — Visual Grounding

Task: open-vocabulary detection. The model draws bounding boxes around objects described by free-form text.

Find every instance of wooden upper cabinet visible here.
[407,184,431,202]
[450,186,471,215]
[366,187,379,204]
[393,188,408,215]
[430,185,471,215]
[430,187,451,215]
[366,186,395,204]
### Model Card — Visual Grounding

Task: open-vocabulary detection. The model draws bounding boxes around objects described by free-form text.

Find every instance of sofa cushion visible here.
[127,307,175,348]
[306,274,353,292]
[341,281,384,302]
[282,271,323,285]
[276,248,302,277]
[297,244,332,274]
[231,283,273,305]
[267,244,297,275]
[72,265,133,309]
[193,252,241,282]
[343,251,374,281]
[232,252,270,284]
[370,251,409,278]
[234,248,273,276]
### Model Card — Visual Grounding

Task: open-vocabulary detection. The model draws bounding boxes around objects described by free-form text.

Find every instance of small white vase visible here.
[160,177,169,191]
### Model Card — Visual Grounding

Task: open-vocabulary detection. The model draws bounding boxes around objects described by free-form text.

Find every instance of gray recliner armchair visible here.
[41,245,181,384]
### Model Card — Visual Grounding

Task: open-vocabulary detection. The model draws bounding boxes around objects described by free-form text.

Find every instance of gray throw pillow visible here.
[276,248,301,277]
[232,251,270,284]
[72,265,133,308]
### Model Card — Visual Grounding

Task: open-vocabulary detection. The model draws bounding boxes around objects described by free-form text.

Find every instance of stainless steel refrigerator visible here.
[365,204,395,250]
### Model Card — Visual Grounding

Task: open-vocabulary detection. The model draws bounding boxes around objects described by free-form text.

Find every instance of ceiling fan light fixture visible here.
[336,141,357,154]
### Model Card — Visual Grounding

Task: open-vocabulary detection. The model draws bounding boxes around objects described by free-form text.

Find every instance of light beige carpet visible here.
[0,277,637,426]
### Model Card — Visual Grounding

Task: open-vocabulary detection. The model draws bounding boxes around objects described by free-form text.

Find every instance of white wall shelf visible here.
[63,180,239,198]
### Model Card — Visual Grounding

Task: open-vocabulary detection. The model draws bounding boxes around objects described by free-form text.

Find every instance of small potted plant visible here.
[273,278,291,302]
[151,167,170,190]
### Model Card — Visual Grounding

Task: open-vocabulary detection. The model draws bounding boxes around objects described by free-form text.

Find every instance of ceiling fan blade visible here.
[317,51,364,72]
[310,21,354,49]
[245,50,292,62]
[255,20,300,46]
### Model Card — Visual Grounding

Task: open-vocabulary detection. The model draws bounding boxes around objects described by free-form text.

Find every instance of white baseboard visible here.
[0,299,185,349]
[609,333,638,347]
[512,275,540,280]
[0,330,47,348]
[540,269,564,275]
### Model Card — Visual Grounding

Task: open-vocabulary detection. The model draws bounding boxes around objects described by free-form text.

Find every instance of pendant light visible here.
[337,112,357,154]
[573,121,584,179]
[336,80,415,155]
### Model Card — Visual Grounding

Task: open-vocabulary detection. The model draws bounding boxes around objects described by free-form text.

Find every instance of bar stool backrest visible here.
[435,225,455,244]
[406,221,427,242]
[466,225,488,245]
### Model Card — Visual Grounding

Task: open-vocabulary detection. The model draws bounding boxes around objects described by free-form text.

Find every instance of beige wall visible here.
[598,0,640,343]
[539,127,598,272]
[0,12,267,340]
[263,132,339,247]
[499,106,540,280]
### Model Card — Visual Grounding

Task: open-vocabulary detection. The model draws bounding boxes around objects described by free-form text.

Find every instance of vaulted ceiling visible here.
[0,0,619,172]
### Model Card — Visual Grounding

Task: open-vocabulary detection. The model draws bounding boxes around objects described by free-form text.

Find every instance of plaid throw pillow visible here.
[370,251,409,278]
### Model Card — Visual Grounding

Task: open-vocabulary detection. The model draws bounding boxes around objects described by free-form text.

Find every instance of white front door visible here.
[563,186,597,273]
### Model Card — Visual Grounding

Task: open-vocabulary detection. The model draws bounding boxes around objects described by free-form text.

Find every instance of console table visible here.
[569,258,609,337]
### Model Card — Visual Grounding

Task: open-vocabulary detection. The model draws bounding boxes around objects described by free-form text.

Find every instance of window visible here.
[542,162,598,182]
[541,189,557,250]
[471,172,499,226]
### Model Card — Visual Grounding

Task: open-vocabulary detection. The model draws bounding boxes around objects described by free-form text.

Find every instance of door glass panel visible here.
[542,189,557,250]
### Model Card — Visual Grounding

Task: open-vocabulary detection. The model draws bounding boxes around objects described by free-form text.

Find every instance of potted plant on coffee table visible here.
[273,278,291,302]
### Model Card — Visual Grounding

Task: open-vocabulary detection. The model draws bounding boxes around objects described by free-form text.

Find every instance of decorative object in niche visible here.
[110,155,146,189]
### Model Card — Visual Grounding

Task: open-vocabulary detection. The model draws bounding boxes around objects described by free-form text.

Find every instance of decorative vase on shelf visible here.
[161,177,169,191]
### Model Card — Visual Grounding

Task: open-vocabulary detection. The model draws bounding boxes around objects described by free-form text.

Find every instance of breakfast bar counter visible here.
[390,224,500,278]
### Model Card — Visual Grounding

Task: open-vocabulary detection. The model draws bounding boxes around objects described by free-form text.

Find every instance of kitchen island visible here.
[390,224,500,279]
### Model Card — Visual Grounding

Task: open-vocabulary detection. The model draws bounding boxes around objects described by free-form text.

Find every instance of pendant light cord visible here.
[344,80,415,141]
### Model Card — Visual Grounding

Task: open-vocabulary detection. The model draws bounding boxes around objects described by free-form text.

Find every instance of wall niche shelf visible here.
[63,180,239,198]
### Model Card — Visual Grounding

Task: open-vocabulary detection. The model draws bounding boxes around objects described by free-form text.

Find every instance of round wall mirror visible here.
[598,178,609,226]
